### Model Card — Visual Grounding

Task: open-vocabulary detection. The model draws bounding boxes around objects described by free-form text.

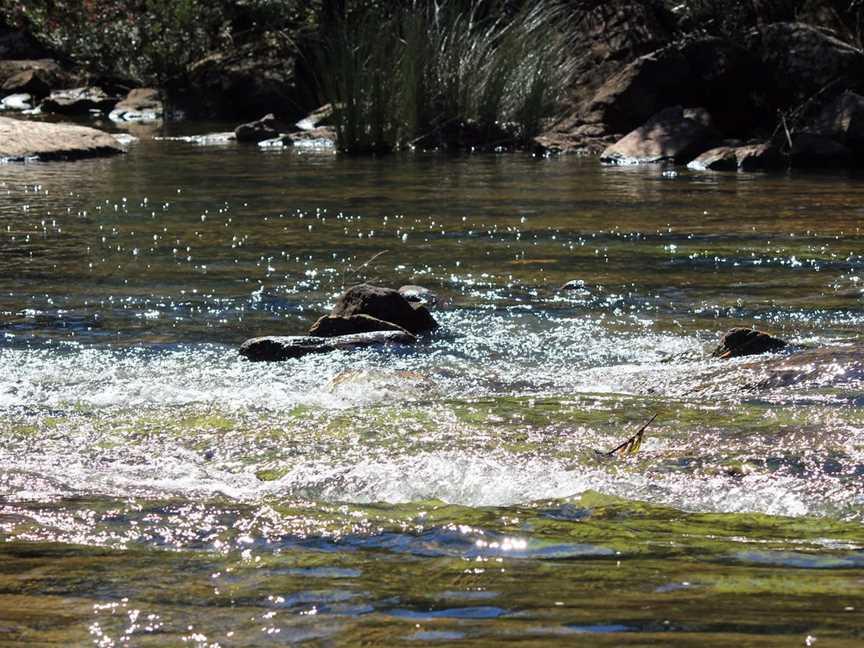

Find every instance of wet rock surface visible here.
[712,327,787,359]
[0,116,124,160]
[309,314,411,338]
[330,284,439,335]
[239,331,416,362]
[601,106,717,165]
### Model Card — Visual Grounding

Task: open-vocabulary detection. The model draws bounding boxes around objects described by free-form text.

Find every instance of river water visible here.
[0,132,863,646]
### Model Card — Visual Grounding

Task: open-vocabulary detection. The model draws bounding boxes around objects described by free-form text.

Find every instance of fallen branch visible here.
[597,413,657,457]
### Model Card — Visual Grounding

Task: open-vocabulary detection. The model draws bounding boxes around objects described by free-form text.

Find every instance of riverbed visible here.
[1,133,862,646]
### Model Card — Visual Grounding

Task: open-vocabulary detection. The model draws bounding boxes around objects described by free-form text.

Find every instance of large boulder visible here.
[600,106,717,165]
[330,284,439,335]
[109,88,163,122]
[550,33,769,149]
[0,116,124,161]
[40,86,118,115]
[752,22,864,106]
[239,330,416,362]
[544,1,673,150]
[711,328,787,359]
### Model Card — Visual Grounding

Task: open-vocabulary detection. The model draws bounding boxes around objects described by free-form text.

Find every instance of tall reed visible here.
[318,0,573,153]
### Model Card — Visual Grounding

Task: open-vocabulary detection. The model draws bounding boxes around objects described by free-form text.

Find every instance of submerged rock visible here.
[239,330,416,362]
[600,106,716,165]
[331,284,438,335]
[309,314,410,337]
[0,116,124,161]
[711,328,787,359]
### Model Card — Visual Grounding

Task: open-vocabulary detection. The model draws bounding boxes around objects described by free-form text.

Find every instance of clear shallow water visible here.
[1,133,863,645]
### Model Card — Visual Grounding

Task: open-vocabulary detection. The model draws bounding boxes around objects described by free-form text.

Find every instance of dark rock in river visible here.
[600,106,716,165]
[331,284,439,335]
[309,314,410,337]
[40,86,118,116]
[0,116,124,161]
[109,88,163,122]
[235,113,283,143]
[239,331,416,362]
[712,328,787,359]
[398,285,438,307]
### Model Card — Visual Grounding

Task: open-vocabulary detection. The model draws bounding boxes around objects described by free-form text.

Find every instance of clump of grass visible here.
[317,0,574,153]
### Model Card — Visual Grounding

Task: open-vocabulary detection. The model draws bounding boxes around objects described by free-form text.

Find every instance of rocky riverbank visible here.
[2,2,864,168]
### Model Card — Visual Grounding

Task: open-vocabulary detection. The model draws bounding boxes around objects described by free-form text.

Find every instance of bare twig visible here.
[347,249,389,276]
[597,413,658,458]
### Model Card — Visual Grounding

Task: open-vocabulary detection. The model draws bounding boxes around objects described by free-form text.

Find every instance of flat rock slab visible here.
[0,116,124,161]
[239,330,416,362]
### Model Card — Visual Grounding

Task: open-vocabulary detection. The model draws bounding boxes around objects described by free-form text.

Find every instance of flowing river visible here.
[1,130,863,646]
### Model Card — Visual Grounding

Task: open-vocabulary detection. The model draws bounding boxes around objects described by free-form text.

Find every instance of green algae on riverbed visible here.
[0,495,862,646]
[1,138,864,645]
